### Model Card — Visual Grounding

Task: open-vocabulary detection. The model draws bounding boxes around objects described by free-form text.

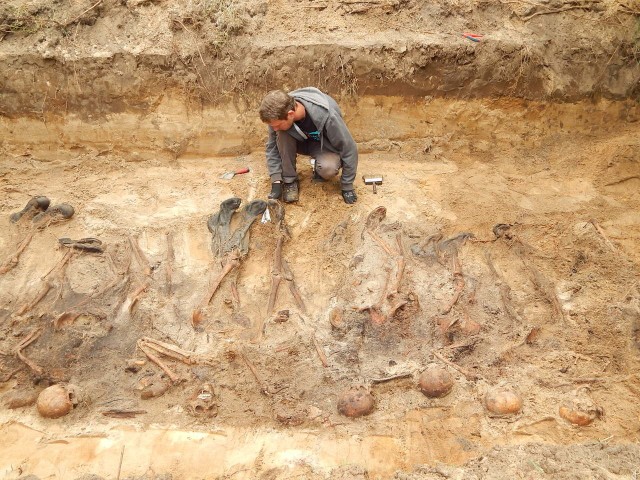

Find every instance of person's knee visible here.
[315,152,341,180]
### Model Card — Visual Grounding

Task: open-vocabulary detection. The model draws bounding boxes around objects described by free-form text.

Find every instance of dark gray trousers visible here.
[274,131,341,184]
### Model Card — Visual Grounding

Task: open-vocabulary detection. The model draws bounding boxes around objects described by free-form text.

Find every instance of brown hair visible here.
[259,90,296,122]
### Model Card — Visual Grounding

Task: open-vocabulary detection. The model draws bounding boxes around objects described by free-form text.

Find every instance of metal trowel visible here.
[220,167,250,180]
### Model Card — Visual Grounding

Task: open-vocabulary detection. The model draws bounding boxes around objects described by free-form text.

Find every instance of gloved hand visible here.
[342,190,357,204]
[268,182,282,200]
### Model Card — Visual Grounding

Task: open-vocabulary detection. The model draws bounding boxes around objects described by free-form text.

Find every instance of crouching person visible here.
[258,87,358,204]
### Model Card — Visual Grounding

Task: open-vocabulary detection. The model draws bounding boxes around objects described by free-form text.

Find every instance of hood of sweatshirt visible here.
[289,87,337,135]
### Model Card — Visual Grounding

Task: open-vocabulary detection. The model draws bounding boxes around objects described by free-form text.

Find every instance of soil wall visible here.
[1,0,640,127]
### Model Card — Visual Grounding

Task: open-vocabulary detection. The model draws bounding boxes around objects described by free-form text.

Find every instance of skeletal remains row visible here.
[1,196,604,425]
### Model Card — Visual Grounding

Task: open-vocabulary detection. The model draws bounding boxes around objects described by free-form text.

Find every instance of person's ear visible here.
[287,109,295,120]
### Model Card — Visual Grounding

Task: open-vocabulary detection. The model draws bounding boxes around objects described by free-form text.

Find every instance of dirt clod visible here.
[140,378,171,400]
[4,389,39,409]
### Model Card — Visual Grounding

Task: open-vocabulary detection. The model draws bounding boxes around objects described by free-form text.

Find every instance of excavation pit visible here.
[1,1,640,478]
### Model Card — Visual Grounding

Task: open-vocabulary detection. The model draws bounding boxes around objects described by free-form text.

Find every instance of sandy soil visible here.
[1,95,639,479]
[1,1,640,479]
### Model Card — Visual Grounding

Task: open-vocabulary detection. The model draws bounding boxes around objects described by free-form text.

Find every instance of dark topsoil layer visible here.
[0,0,639,120]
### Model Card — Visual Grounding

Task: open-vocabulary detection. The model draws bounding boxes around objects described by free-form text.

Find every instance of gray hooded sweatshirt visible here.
[265,87,358,191]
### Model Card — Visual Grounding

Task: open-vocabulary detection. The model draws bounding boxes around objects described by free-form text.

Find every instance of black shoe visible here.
[342,190,357,204]
[268,182,283,200]
[283,182,299,203]
[10,196,50,223]
[58,237,104,253]
[32,203,75,225]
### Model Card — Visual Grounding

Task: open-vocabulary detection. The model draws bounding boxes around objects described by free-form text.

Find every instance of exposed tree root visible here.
[523,2,603,21]
[604,175,640,186]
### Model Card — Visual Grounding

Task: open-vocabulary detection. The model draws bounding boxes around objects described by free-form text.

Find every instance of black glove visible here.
[268,182,282,200]
[342,190,357,204]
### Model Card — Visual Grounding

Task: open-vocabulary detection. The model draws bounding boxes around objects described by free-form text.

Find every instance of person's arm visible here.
[265,126,283,182]
[323,114,358,191]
